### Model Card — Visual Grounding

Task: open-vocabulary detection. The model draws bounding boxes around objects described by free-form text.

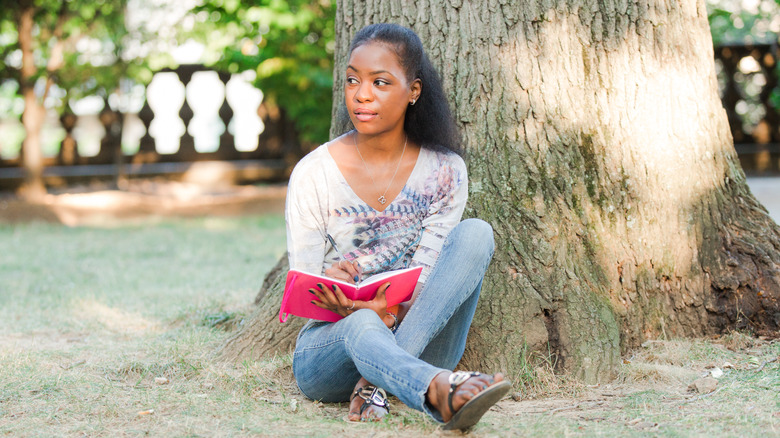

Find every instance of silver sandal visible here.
[442,371,511,430]
[350,385,390,421]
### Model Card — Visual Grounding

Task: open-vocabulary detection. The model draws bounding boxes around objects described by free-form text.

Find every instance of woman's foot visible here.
[426,371,509,429]
[348,377,389,422]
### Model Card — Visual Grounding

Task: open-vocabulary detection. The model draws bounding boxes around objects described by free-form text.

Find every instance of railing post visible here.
[135,99,156,164]
[176,65,198,160]
[95,98,121,166]
[217,71,237,160]
[58,111,79,165]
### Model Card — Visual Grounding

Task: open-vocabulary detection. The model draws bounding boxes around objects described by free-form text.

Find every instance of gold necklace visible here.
[353,132,408,205]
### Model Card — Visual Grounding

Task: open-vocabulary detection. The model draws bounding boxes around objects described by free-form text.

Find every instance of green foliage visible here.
[0,82,25,158]
[707,0,780,111]
[188,0,336,145]
[707,0,780,46]
[0,0,142,109]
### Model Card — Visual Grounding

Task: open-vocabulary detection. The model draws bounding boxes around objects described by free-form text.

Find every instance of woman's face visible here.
[345,41,420,137]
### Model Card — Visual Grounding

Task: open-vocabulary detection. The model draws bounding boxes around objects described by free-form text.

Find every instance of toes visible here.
[439,372,506,422]
[452,374,500,407]
[348,400,362,421]
[360,405,387,422]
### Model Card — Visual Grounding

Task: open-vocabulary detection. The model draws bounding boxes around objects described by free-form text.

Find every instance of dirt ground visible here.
[2,177,776,226]
[0,180,287,226]
[1,180,777,436]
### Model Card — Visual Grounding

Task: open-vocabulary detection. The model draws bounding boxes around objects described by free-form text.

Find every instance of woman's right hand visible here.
[324,260,363,284]
[310,281,393,325]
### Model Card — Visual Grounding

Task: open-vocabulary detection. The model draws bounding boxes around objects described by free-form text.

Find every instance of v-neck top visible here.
[285,136,468,284]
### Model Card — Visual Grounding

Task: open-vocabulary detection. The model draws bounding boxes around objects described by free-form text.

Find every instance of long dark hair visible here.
[336,23,462,155]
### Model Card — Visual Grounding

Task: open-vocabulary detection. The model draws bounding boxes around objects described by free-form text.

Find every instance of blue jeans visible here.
[292,219,495,421]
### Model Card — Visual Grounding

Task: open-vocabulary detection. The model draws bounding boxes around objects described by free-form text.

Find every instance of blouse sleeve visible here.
[410,153,468,284]
[285,154,328,275]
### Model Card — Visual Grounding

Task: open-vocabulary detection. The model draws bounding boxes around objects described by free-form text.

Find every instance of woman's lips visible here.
[354,109,377,122]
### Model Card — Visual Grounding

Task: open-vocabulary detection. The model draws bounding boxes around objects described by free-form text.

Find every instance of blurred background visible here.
[0,0,777,219]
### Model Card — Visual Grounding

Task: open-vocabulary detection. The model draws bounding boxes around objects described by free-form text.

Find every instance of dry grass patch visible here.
[0,217,777,436]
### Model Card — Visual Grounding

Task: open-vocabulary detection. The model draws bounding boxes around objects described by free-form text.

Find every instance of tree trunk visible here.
[18,3,47,201]
[219,0,780,382]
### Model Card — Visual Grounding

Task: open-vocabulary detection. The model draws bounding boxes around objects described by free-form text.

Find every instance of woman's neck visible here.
[353,129,408,162]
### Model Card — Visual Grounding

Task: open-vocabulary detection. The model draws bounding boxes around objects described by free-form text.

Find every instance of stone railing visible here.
[1,46,778,189]
[714,42,780,174]
[0,64,302,188]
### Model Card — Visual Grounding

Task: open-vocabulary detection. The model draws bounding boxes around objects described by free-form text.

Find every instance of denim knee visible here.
[340,309,388,337]
[451,218,495,261]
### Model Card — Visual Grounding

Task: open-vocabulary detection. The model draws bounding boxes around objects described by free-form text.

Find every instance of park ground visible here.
[0,178,778,437]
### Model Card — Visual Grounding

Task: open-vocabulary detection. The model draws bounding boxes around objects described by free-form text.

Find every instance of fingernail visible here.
[310,300,316,304]
[332,284,338,292]
[317,283,324,289]
[308,289,316,294]
[354,276,359,282]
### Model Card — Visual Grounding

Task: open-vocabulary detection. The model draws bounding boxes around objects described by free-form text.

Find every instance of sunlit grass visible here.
[0,215,285,333]
[0,215,777,436]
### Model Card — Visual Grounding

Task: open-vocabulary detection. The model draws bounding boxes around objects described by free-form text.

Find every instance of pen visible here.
[326,233,360,283]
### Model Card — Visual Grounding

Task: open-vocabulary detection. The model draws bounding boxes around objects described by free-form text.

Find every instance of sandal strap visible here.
[350,386,363,402]
[354,385,390,415]
[447,371,480,416]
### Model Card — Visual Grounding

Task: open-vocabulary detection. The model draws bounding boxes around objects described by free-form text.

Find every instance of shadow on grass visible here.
[0,180,286,226]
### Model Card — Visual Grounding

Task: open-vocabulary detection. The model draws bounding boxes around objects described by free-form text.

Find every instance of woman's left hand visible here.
[310,282,392,324]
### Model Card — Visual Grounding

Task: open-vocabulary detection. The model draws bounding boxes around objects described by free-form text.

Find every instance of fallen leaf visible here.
[722,362,735,369]
[710,367,723,378]
[289,399,298,412]
[60,360,86,370]
[154,377,169,385]
[688,377,718,394]
[634,421,658,430]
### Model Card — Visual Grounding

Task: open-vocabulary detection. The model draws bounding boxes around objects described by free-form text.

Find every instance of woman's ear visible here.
[410,79,422,104]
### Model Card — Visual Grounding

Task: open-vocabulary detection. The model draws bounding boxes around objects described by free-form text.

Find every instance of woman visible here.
[286,23,510,430]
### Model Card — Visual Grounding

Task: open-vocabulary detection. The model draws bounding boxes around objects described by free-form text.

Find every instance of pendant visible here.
[378,196,387,205]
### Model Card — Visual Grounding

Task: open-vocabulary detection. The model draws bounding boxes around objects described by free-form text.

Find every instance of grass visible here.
[0,215,778,436]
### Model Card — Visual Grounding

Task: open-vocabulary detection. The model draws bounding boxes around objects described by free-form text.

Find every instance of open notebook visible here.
[278,266,422,323]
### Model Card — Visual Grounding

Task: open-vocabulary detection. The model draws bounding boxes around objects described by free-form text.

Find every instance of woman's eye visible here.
[374,79,389,86]
[346,77,358,85]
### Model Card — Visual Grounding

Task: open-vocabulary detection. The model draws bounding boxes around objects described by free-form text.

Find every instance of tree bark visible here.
[219,0,780,382]
[18,3,47,201]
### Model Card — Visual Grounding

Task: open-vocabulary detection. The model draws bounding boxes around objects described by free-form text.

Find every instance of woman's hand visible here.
[310,281,394,328]
[324,260,363,284]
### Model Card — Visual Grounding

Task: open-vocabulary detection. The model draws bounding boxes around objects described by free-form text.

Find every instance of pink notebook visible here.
[278,266,422,323]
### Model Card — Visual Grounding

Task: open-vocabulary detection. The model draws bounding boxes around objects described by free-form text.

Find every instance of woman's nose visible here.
[355,82,373,102]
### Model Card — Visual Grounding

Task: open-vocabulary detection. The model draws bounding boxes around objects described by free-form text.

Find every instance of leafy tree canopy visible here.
[706,0,780,45]
[706,0,780,110]
[0,0,137,110]
[186,0,336,145]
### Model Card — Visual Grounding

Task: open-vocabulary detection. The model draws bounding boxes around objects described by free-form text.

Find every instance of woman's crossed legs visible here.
[292,219,501,424]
